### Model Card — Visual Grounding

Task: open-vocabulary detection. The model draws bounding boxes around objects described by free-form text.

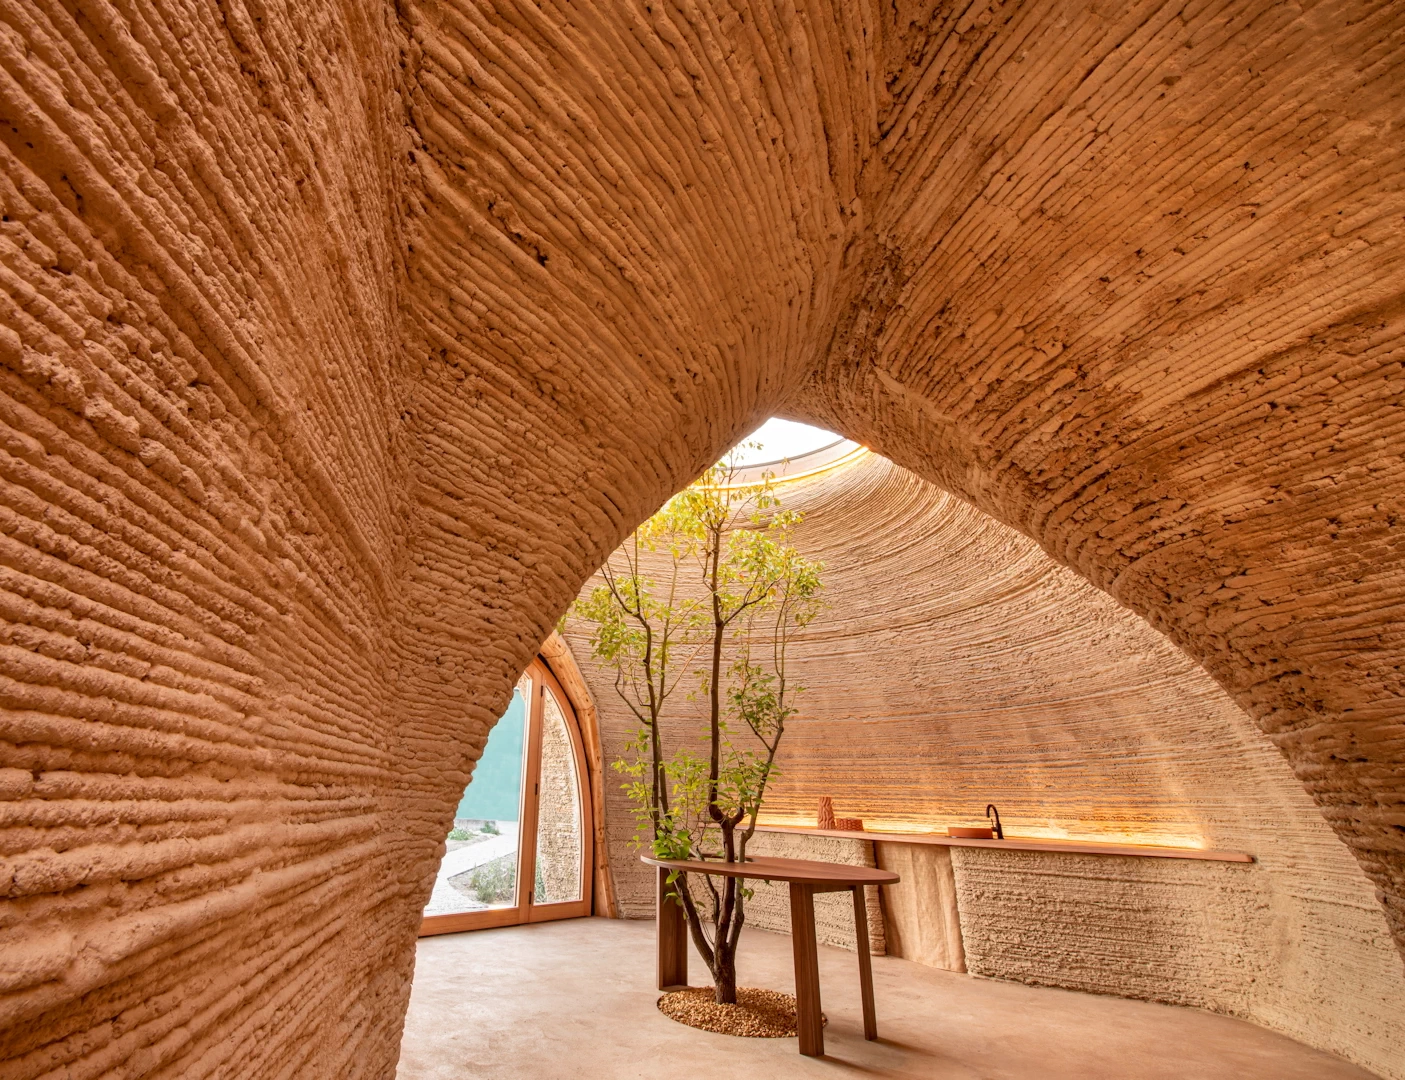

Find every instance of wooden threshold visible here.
[419,905,522,937]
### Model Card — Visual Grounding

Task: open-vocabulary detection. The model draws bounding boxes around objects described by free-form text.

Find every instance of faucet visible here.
[985,803,1004,840]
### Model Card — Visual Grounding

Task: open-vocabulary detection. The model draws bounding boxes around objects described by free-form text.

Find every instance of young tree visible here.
[573,453,823,1004]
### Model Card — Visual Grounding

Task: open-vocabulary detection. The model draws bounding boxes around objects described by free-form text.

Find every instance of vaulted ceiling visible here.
[0,1,1400,1076]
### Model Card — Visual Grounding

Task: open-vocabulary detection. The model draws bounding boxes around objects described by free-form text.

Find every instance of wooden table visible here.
[642,855,900,1057]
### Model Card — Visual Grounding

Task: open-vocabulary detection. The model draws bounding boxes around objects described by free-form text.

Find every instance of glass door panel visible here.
[420,660,592,936]
[532,684,584,905]
[422,678,527,920]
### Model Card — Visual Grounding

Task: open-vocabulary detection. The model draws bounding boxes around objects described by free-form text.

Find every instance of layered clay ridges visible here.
[0,1,1401,1076]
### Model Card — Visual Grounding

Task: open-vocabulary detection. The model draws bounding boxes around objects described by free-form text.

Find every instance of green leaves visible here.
[570,454,825,863]
[571,452,828,986]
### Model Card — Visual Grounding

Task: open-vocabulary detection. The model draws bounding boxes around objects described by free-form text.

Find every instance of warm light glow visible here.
[753,812,1208,851]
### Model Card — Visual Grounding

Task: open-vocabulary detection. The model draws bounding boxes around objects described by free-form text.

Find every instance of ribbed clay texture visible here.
[0,1,1402,1078]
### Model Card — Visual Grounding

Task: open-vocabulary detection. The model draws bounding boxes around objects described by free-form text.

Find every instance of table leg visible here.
[657,867,688,991]
[789,882,823,1056]
[852,885,877,1040]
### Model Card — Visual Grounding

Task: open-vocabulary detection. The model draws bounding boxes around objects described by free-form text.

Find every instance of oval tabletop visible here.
[642,854,899,886]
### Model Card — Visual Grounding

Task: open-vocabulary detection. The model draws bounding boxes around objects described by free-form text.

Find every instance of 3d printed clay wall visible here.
[564,452,1405,1078]
[0,1,1401,1077]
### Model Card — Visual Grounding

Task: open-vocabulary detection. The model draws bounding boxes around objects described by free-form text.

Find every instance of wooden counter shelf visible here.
[753,824,1254,863]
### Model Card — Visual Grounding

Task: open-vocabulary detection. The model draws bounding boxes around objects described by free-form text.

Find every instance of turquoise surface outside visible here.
[456,689,526,821]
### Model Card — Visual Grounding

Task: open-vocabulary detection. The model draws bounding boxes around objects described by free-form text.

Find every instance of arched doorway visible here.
[420,659,594,935]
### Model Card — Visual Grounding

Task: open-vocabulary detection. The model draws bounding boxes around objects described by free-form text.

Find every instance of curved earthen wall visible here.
[0,1,1401,1076]
[565,451,1405,1078]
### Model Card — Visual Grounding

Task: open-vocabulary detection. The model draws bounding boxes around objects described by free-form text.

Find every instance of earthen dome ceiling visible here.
[0,0,1401,1076]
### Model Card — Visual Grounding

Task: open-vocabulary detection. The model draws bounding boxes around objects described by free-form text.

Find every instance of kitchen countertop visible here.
[752,824,1254,863]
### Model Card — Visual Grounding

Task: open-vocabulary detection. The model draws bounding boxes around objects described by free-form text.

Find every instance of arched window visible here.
[420,659,594,935]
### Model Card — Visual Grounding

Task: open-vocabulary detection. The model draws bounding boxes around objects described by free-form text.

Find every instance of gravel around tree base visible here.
[656,987,826,1038]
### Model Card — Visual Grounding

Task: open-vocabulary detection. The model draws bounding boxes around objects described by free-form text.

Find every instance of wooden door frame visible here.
[525,662,593,923]
[419,659,594,936]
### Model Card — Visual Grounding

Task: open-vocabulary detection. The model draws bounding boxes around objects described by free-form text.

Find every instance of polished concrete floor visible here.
[397,917,1378,1080]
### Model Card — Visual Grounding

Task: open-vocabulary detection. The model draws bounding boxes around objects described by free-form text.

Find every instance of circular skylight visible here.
[727,418,848,467]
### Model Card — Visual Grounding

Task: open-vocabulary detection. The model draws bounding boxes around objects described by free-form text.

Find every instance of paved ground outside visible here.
[421,823,520,917]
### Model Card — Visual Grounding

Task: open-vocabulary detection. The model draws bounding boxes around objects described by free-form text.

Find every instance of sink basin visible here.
[947,826,995,839]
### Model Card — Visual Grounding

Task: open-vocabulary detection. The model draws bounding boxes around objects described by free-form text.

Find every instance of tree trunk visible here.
[712,944,738,1004]
[677,881,744,1005]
